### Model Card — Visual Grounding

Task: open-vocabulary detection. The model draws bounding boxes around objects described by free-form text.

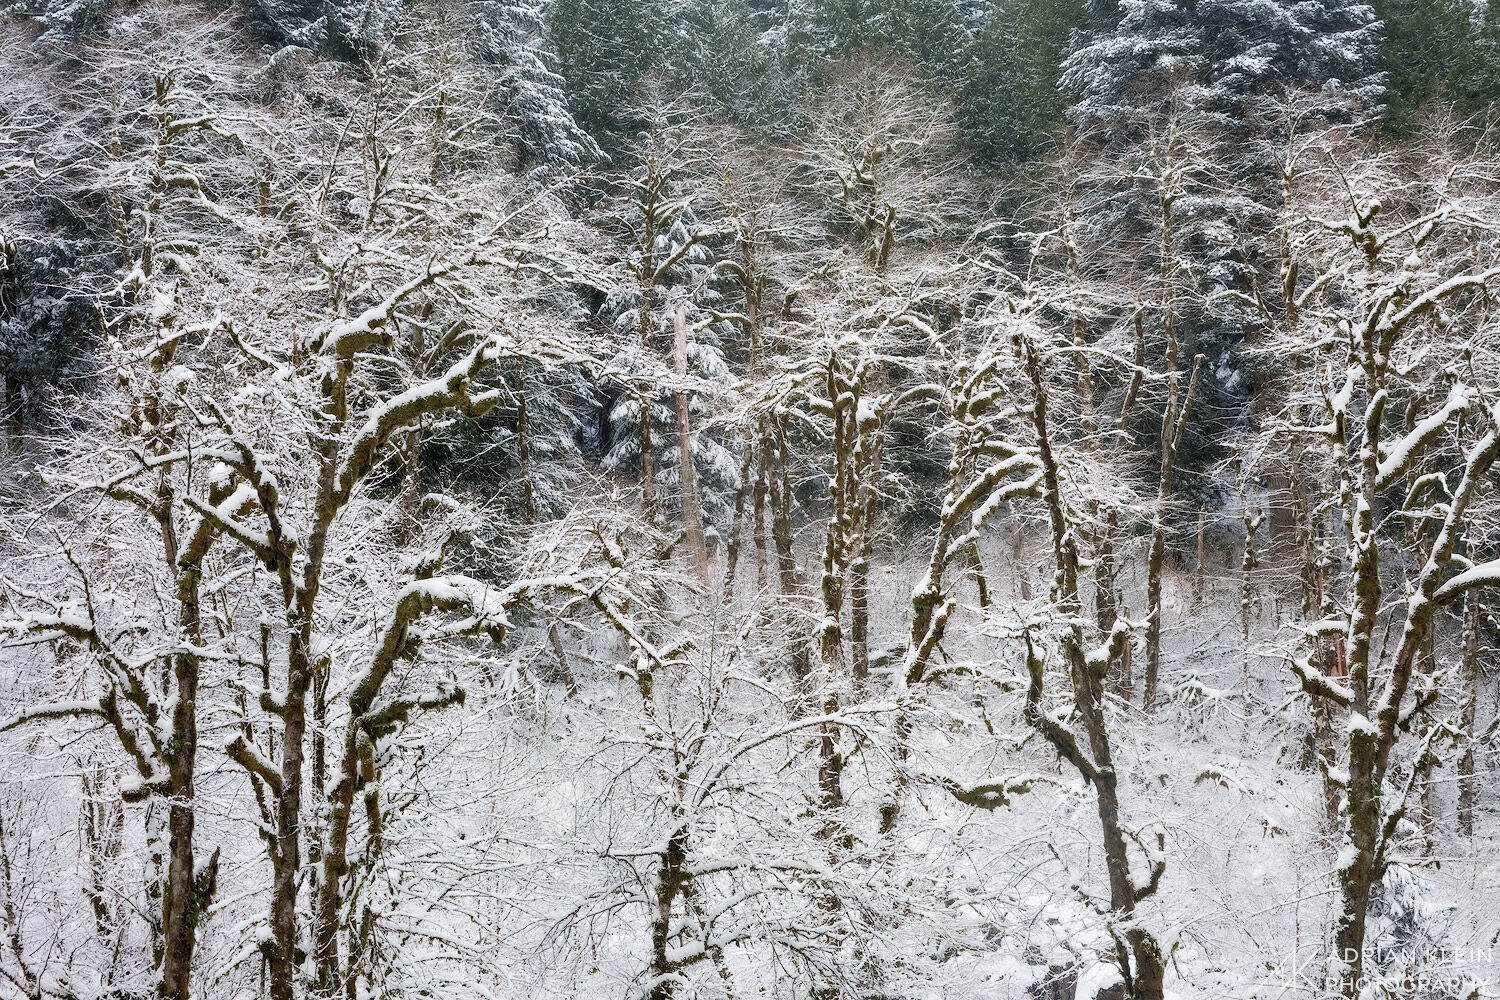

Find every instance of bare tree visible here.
[1274,135,1500,996]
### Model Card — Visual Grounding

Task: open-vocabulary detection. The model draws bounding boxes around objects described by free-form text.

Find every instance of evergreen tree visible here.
[2,0,112,39]
[956,0,1080,161]
[673,0,789,128]
[1059,0,1383,510]
[235,0,604,169]
[237,0,401,57]
[596,91,739,524]
[1363,861,1471,998]
[0,229,101,427]
[783,0,972,83]
[469,0,601,169]
[1375,0,1500,128]
[1062,0,1382,137]
[546,0,672,144]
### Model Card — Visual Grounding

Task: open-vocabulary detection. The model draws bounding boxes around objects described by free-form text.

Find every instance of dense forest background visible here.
[6,1,1500,999]
[9,0,1500,449]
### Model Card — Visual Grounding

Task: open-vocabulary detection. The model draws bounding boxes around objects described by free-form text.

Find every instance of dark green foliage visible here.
[546,0,673,144]
[1057,0,1382,523]
[1375,0,1500,130]
[784,0,971,79]
[8,0,1494,535]
[469,0,601,168]
[1063,0,1383,134]
[237,0,397,57]
[1,0,112,38]
[0,231,104,423]
[674,0,790,128]
[955,0,1079,162]
[416,363,598,521]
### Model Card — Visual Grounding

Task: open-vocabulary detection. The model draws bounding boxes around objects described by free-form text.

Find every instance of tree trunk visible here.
[270,629,312,1000]
[673,305,708,583]
[1418,627,1438,850]
[816,359,851,818]
[817,517,845,814]
[158,650,200,1000]
[722,435,755,600]
[517,373,536,523]
[158,476,232,1000]
[272,422,341,1000]
[1143,357,1203,712]
[1143,524,1167,712]
[1239,501,1262,698]
[768,417,810,683]
[751,434,770,591]
[1011,504,1032,602]
[313,722,364,998]
[849,556,870,689]
[1458,595,1481,837]
[639,392,656,517]
[646,828,687,1000]
[1023,337,1166,1000]
[1095,510,1119,635]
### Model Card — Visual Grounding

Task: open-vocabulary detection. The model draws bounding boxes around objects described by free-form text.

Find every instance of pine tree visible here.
[237,0,401,57]
[956,0,1080,162]
[597,91,738,529]
[2,0,112,39]
[674,0,789,127]
[1059,0,1383,504]
[469,0,601,170]
[783,0,972,82]
[546,0,673,144]
[1372,0,1500,129]
[1064,0,1382,137]
[1363,863,1472,998]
